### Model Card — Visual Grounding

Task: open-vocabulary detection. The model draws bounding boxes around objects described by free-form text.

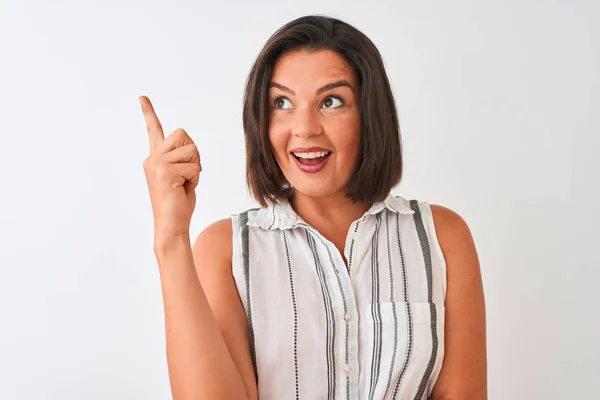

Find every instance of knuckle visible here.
[173,127,187,137]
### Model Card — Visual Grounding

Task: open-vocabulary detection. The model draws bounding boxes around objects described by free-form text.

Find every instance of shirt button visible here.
[343,364,352,375]
[344,312,352,322]
[352,232,360,240]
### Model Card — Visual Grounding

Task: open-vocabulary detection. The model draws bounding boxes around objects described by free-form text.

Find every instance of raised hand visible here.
[140,96,201,243]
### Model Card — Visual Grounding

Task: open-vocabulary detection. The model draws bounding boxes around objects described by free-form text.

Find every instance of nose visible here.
[291,107,323,139]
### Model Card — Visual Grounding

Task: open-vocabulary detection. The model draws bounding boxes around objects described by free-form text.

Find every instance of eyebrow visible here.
[269,79,356,95]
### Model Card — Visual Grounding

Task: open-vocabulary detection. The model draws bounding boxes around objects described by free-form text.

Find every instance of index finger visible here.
[139,95,165,152]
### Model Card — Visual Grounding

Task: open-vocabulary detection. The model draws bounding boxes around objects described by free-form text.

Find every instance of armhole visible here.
[419,202,447,400]
[230,211,259,382]
[419,202,448,304]
[230,213,248,313]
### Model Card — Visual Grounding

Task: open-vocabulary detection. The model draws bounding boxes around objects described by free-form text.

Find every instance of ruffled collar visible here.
[247,193,415,231]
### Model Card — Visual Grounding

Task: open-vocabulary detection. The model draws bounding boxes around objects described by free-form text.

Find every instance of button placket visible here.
[304,221,360,396]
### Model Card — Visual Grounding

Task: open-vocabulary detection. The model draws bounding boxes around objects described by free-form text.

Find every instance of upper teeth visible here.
[293,151,330,159]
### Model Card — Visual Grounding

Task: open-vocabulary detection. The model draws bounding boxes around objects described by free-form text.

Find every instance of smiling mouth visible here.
[291,150,332,165]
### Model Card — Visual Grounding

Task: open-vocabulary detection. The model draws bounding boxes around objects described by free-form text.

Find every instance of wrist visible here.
[153,233,192,258]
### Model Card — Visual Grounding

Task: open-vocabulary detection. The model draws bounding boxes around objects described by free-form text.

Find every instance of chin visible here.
[287,179,346,199]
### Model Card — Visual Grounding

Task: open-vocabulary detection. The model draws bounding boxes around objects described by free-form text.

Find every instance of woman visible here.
[141,15,487,400]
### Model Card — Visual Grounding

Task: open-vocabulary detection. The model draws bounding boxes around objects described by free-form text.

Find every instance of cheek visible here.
[268,126,289,162]
[328,115,361,157]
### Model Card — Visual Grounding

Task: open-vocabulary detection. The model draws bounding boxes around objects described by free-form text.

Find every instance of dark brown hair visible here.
[243,15,403,207]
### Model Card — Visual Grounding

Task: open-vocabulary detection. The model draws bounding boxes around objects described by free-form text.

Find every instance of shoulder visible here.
[391,195,474,249]
[428,203,480,289]
[429,204,476,255]
[429,203,467,227]
[195,218,233,244]
[192,218,233,268]
[191,205,263,268]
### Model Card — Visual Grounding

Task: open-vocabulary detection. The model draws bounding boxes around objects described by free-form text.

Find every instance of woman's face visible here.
[268,49,361,199]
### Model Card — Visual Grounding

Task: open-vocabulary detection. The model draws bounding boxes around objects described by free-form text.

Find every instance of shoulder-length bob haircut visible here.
[243,15,403,207]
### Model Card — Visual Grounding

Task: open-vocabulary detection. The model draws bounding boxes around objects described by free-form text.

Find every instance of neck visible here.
[289,191,372,233]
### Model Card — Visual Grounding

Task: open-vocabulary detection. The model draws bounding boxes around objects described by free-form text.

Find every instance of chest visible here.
[235,210,447,399]
[247,212,438,311]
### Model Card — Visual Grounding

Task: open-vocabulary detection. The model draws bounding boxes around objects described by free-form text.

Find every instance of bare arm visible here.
[155,232,254,400]
[140,95,257,399]
[429,205,488,400]
[191,219,259,400]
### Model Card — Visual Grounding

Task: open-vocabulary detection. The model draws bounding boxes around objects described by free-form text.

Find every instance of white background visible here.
[1,0,598,399]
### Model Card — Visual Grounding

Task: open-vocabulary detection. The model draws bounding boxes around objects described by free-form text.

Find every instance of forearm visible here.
[154,236,248,400]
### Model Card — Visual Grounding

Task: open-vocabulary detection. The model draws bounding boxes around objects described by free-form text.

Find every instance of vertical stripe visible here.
[283,230,300,399]
[303,224,351,400]
[383,210,399,397]
[344,219,361,399]
[267,206,276,230]
[240,211,258,382]
[410,200,438,400]
[306,231,337,399]
[347,220,361,274]
[367,214,383,400]
[392,212,413,399]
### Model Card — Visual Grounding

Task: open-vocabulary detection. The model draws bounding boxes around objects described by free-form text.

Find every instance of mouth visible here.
[290,149,332,173]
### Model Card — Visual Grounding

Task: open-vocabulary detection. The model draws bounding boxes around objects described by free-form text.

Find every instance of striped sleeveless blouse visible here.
[230,194,446,400]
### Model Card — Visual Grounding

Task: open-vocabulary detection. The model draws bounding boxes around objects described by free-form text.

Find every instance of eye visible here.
[274,97,293,110]
[321,96,343,109]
